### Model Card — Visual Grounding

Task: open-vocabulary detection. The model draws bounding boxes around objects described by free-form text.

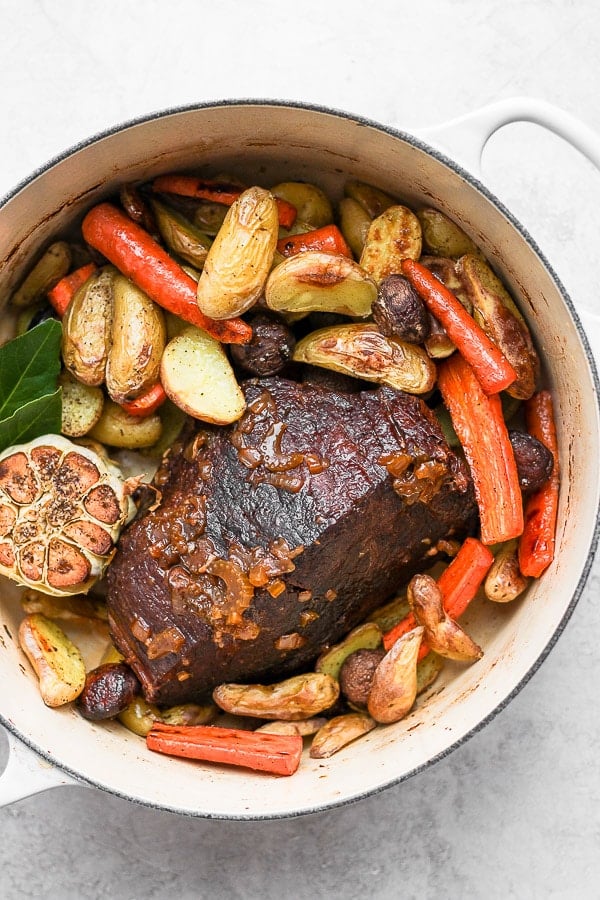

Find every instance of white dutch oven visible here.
[0,99,599,818]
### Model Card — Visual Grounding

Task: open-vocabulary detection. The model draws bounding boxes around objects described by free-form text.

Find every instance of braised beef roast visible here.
[107,378,476,705]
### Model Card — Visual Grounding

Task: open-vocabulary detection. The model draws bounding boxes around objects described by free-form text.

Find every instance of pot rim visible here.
[1,97,599,820]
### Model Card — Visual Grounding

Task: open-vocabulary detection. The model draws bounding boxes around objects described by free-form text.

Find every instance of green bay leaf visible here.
[0,389,62,453]
[0,318,62,420]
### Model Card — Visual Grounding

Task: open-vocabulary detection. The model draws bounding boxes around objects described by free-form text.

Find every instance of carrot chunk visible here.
[147,723,303,776]
[120,383,167,418]
[276,224,352,259]
[438,352,523,545]
[47,263,97,316]
[518,390,559,577]
[401,258,517,394]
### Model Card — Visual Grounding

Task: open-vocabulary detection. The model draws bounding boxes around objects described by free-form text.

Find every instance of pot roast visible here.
[107,378,476,705]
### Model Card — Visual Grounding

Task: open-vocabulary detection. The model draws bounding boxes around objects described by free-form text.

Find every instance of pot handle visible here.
[0,724,82,807]
[415,96,600,177]
[414,97,600,355]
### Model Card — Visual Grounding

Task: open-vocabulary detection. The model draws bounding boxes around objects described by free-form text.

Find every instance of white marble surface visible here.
[1,1,600,897]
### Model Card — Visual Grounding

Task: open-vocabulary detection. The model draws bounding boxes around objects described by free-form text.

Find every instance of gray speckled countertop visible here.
[1,1,600,897]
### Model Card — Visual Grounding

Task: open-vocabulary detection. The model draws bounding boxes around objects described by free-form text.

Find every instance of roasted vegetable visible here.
[196,186,279,319]
[309,712,376,758]
[21,588,108,622]
[147,723,303,776]
[213,673,340,720]
[359,205,422,283]
[59,370,104,438]
[77,662,140,720]
[266,250,377,318]
[62,267,114,386]
[315,622,383,681]
[293,323,436,394]
[372,274,430,343]
[339,648,386,706]
[485,539,529,602]
[229,313,296,376]
[458,254,539,400]
[367,626,423,724]
[193,200,229,236]
[417,208,484,259]
[338,196,372,258]
[271,181,333,229]
[344,180,396,218]
[105,274,166,404]
[255,717,327,736]
[407,574,483,662]
[160,326,245,424]
[509,429,554,492]
[0,434,134,594]
[18,613,86,707]
[11,241,72,308]
[88,399,162,449]
[151,198,212,269]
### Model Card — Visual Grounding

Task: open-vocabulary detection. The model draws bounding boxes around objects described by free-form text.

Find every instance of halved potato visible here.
[196,186,278,319]
[88,399,162,448]
[62,266,114,386]
[359,205,422,283]
[18,613,86,707]
[11,241,72,308]
[344,180,396,218]
[59,370,104,437]
[417,208,485,259]
[105,274,166,404]
[151,198,212,269]
[271,181,333,229]
[338,197,372,258]
[293,324,437,394]
[266,250,376,318]
[160,326,245,425]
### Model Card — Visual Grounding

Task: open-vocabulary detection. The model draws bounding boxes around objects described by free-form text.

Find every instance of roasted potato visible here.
[309,712,376,758]
[485,539,529,603]
[266,250,377,318]
[367,626,423,724]
[151,198,212,269]
[255,717,327,736]
[271,181,333,229]
[59,370,104,437]
[408,574,483,662]
[360,205,422,283]
[196,186,278,319]
[417,208,484,259]
[338,196,372,258]
[62,266,114,386]
[344,180,396,218]
[160,326,245,424]
[18,613,86,707]
[293,323,437,394]
[458,254,539,400]
[88,399,162,448]
[105,274,166,404]
[193,200,228,236]
[11,241,71,308]
[213,673,339,720]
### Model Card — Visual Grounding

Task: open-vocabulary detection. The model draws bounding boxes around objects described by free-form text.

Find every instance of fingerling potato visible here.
[88,399,162,448]
[360,205,422,283]
[62,266,115,386]
[59,370,104,437]
[271,181,333,229]
[160,326,245,425]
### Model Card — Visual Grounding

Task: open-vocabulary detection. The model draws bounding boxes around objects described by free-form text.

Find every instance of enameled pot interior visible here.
[0,103,598,818]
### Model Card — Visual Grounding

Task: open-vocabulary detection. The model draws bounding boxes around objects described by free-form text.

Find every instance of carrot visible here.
[152,174,297,229]
[438,352,524,546]
[121,383,167,418]
[518,391,559,577]
[146,723,303,776]
[382,537,493,653]
[47,263,97,316]
[81,203,252,345]
[276,224,353,259]
[401,258,517,394]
